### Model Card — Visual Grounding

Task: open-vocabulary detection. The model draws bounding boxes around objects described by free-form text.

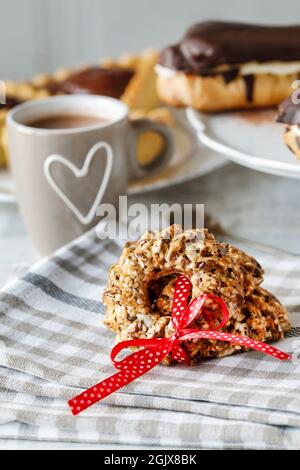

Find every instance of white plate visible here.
[187,107,300,179]
[0,111,227,202]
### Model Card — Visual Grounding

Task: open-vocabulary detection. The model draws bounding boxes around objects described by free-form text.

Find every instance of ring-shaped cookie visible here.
[103,226,289,364]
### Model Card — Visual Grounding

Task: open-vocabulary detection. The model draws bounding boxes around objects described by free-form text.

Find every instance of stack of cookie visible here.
[103,226,291,365]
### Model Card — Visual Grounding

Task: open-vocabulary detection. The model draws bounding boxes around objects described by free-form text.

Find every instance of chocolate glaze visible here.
[244,75,255,102]
[50,67,134,99]
[159,21,300,74]
[0,96,21,110]
[159,45,192,72]
[222,68,239,85]
[277,96,300,125]
[43,81,63,96]
[196,66,239,84]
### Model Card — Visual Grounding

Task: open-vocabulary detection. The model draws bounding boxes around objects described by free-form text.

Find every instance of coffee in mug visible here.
[7,95,174,255]
[26,114,110,130]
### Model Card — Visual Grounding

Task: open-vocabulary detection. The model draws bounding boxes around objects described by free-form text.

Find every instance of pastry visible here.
[0,49,170,168]
[157,21,300,112]
[0,86,49,167]
[277,95,300,160]
[122,49,162,112]
[0,96,23,167]
[130,107,174,167]
[103,226,290,365]
[0,111,7,167]
[48,67,135,98]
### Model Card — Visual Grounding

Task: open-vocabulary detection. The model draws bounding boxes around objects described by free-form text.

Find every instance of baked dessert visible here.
[48,67,135,98]
[0,93,42,167]
[277,95,300,160]
[157,21,300,112]
[103,226,290,365]
[0,49,171,167]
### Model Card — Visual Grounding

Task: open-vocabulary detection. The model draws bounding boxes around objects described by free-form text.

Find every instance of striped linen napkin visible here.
[0,228,300,449]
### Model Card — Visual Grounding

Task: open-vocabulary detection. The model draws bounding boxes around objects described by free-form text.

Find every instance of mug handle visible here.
[128,119,174,180]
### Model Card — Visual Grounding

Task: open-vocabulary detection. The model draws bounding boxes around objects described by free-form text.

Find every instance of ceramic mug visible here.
[7,95,174,255]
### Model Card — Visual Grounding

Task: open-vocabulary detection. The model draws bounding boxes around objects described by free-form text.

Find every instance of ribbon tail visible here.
[69,370,128,416]
[180,330,291,361]
[69,340,171,416]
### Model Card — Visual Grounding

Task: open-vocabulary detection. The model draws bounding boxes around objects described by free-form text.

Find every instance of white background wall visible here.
[1,0,300,80]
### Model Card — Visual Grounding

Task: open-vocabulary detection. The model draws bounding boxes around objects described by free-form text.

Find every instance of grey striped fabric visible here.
[0,228,300,449]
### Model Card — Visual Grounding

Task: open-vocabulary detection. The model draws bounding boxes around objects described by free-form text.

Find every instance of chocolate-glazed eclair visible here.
[44,67,135,99]
[157,21,300,112]
[277,95,300,160]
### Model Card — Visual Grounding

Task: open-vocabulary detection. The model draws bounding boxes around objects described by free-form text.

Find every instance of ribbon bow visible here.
[69,275,291,416]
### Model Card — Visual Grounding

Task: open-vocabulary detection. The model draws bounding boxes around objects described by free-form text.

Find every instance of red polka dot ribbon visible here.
[69,275,291,416]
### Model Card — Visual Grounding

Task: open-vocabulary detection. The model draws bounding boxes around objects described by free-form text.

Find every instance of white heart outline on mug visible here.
[44,142,113,225]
